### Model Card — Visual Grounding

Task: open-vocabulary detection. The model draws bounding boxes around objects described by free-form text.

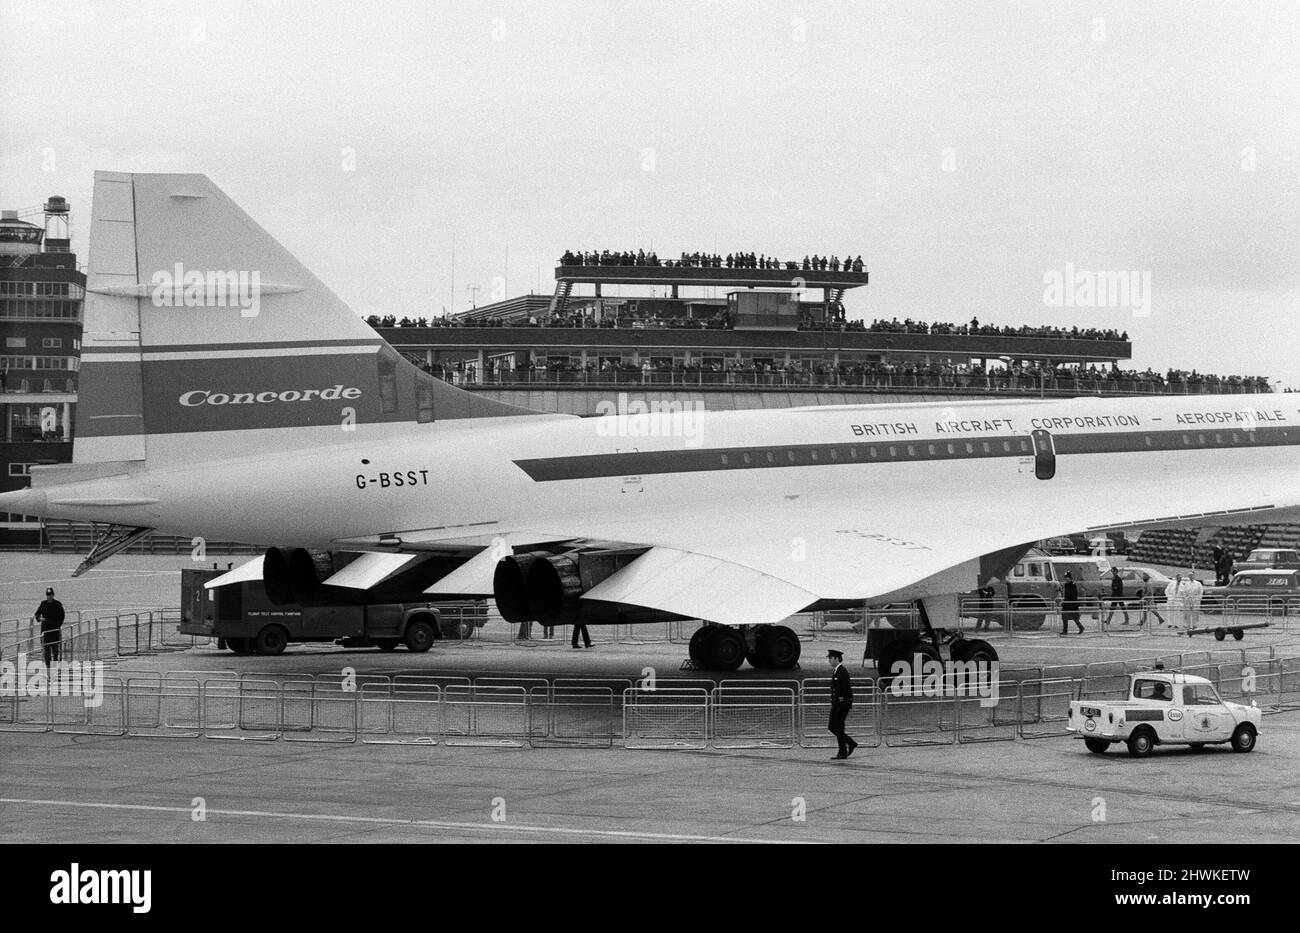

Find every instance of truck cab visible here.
[968,551,1111,630]
[1067,668,1261,757]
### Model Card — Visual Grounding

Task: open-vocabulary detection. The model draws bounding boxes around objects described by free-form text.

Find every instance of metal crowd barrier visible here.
[6,664,1300,747]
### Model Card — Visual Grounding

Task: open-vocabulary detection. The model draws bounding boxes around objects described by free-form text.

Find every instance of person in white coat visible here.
[1165,574,1188,629]
[1184,575,1205,631]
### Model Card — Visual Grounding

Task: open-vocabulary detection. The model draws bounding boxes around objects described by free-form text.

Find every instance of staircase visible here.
[548,280,573,317]
[42,521,262,555]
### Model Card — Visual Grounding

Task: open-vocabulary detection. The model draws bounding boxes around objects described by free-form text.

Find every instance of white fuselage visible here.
[26,393,1298,552]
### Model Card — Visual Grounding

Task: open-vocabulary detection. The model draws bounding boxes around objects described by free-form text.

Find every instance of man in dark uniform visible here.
[827,649,858,759]
[35,587,65,665]
[1060,572,1084,635]
[1102,567,1129,626]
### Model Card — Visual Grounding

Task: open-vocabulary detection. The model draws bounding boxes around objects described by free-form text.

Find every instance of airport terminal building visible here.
[0,199,80,548]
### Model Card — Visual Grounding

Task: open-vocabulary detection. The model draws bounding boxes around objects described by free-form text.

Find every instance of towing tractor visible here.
[181,567,484,655]
[1067,666,1261,757]
[863,600,999,681]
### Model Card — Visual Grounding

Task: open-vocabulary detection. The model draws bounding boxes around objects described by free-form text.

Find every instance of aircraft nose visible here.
[0,487,47,517]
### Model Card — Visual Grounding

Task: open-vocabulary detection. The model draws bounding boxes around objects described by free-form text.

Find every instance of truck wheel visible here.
[1007,597,1047,631]
[756,625,800,670]
[404,618,436,653]
[708,627,746,671]
[254,625,288,656]
[1213,628,1226,641]
[1230,723,1257,753]
[1084,737,1109,754]
[1232,629,1244,641]
[375,639,399,652]
[1126,726,1155,758]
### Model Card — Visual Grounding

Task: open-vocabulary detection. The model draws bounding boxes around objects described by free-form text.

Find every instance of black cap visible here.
[45,587,54,595]
[826,649,843,660]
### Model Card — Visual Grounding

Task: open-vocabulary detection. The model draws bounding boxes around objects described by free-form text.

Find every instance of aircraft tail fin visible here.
[74,171,543,466]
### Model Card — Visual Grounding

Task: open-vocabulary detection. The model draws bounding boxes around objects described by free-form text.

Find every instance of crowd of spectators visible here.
[558,250,865,272]
[450,358,1272,395]
[859,316,1128,341]
[368,311,1127,341]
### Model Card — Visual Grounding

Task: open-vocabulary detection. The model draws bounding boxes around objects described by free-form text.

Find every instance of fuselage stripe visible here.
[513,426,1297,482]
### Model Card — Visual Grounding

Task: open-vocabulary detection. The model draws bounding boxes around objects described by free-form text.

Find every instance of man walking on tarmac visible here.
[1102,567,1130,626]
[827,649,858,759]
[1060,572,1085,635]
[35,587,65,665]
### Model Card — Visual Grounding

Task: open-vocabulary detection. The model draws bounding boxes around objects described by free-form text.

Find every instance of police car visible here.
[1067,667,1261,757]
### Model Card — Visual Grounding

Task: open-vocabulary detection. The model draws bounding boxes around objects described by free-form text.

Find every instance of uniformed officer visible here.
[35,587,66,665]
[1060,572,1084,635]
[827,649,858,759]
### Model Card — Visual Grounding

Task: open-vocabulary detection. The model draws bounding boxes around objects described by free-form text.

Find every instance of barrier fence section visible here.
[799,677,881,749]
[623,687,710,749]
[711,684,796,749]
[0,608,199,665]
[6,664,1300,747]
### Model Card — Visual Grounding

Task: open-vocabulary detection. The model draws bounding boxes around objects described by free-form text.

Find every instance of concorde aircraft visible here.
[3,173,1297,669]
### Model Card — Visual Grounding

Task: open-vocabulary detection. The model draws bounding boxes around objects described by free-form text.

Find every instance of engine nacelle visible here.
[494,548,687,627]
[526,553,583,625]
[492,551,552,624]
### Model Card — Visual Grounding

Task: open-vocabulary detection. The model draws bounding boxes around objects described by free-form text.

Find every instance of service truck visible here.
[180,567,487,655]
[1067,666,1261,757]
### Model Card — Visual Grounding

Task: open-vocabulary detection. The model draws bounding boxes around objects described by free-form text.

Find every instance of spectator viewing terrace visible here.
[365,254,1275,405]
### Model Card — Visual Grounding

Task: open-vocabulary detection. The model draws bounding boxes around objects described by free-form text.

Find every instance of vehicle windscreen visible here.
[1184,684,1222,706]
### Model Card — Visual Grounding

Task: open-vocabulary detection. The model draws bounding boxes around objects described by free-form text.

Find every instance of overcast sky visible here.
[2,1,1296,386]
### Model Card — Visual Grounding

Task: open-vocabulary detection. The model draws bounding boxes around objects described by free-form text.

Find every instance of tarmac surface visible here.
[4,553,1300,843]
[4,714,1300,843]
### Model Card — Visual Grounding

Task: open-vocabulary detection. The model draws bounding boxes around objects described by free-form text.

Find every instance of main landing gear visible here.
[687,624,802,671]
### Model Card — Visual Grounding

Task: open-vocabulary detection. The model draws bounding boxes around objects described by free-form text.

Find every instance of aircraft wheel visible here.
[756,625,800,670]
[1084,738,1109,754]
[1126,726,1155,758]
[708,627,746,671]
[745,649,765,670]
[688,626,715,665]
[1231,723,1257,753]
[254,625,288,656]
